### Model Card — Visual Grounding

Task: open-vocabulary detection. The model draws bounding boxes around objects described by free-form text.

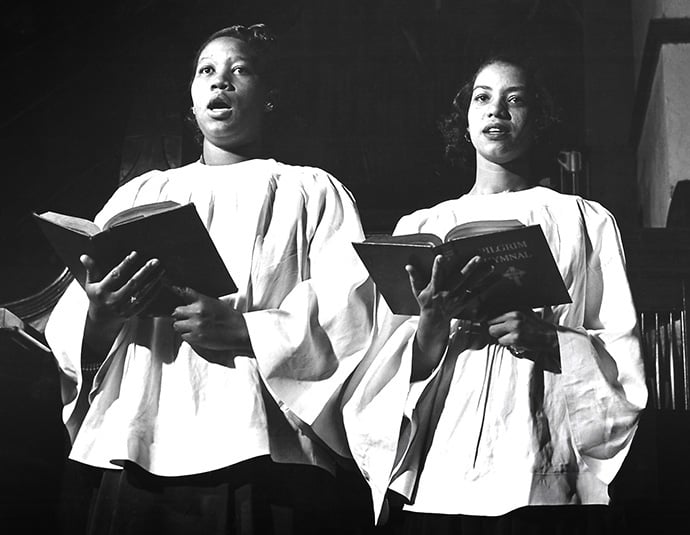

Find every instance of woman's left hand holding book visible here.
[169,285,255,365]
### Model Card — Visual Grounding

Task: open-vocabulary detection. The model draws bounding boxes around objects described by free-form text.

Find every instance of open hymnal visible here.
[34,201,237,316]
[353,220,571,319]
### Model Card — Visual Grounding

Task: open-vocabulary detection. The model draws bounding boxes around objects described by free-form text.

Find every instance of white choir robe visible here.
[341,186,648,521]
[45,158,375,477]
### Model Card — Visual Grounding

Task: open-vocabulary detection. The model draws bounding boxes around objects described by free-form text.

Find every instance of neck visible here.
[201,140,263,166]
[470,155,533,195]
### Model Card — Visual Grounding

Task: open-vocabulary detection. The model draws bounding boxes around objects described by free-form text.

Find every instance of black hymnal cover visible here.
[353,220,571,319]
[34,201,237,316]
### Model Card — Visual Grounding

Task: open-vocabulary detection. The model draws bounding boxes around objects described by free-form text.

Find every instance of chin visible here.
[480,153,518,166]
[481,146,531,165]
[494,155,523,165]
[203,129,243,146]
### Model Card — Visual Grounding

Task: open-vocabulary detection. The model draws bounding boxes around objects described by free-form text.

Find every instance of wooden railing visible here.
[0,268,73,333]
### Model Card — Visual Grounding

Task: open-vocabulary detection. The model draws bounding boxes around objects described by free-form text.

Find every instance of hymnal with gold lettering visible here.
[34,201,237,316]
[353,220,570,319]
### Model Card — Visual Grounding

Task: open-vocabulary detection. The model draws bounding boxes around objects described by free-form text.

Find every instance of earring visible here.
[264,102,275,112]
[464,131,471,143]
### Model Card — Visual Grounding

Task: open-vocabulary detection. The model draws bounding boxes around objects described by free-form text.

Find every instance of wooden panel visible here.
[623,228,690,277]
[0,308,67,529]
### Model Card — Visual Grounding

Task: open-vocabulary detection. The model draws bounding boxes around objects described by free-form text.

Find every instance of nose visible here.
[487,98,509,119]
[211,71,234,91]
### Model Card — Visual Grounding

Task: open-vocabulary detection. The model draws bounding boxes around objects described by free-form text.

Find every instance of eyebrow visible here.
[472,85,527,92]
[197,54,253,64]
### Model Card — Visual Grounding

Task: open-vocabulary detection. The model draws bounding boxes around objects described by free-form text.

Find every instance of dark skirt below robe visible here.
[57,456,379,535]
[384,505,615,535]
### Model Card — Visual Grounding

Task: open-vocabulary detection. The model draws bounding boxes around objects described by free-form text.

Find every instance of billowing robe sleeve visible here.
[339,212,442,519]
[244,174,376,426]
[556,200,648,483]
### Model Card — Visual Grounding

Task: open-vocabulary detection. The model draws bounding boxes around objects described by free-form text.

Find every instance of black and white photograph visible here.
[1,1,689,534]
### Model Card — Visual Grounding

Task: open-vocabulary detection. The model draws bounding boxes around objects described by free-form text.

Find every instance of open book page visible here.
[34,202,237,316]
[35,212,101,236]
[354,222,570,319]
[444,219,524,242]
[361,220,524,246]
[103,201,181,230]
[363,233,443,247]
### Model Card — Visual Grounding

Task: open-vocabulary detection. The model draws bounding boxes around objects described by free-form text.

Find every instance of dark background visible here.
[0,0,586,303]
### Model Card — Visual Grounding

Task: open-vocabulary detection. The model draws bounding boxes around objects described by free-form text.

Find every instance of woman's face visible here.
[466,62,535,165]
[190,37,268,153]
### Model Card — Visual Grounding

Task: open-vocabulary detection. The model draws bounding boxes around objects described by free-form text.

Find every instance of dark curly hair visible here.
[185,24,280,146]
[438,53,561,170]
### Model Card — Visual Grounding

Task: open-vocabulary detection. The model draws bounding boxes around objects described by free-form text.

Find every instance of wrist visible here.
[87,303,122,326]
[416,312,450,351]
[229,312,254,354]
[412,316,450,381]
[84,307,126,363]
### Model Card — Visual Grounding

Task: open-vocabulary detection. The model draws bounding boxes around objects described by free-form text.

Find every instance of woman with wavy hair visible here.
[344,53,646,535]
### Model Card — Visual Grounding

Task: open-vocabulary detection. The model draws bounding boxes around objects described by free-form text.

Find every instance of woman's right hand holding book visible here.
[80,251,166,361]
[407,254,495,380]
